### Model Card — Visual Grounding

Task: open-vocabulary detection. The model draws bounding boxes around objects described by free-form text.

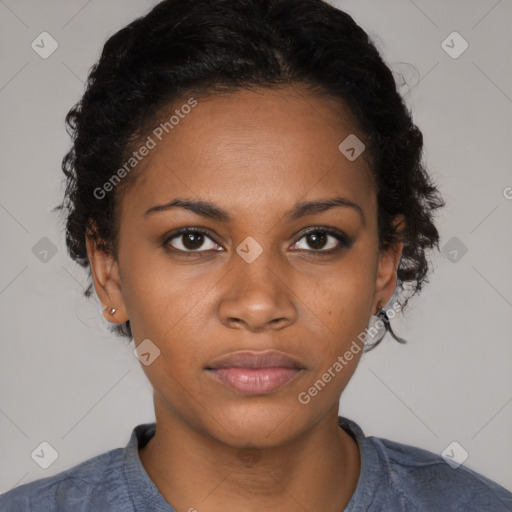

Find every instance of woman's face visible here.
[88,85,402,448]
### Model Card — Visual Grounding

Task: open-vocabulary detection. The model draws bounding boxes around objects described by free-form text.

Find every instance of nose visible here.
[217,251,298,333]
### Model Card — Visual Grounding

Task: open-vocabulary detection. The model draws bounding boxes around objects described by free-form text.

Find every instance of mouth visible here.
[205,350,305,396]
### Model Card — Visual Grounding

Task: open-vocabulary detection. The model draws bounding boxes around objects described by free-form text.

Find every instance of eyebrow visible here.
[144,196,365,226]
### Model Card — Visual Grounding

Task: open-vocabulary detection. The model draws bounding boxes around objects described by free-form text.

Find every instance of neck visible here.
[139,400,360,512]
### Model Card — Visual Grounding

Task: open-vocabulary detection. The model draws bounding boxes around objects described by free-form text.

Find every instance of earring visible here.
[366,299,407,350]
[364,300,387,349]
[102,304,116,316]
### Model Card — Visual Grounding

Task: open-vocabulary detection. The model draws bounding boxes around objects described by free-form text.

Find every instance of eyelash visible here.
[163,226,353,255]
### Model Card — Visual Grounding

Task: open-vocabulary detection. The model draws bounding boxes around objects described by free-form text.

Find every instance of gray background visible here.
[1,0,511,495]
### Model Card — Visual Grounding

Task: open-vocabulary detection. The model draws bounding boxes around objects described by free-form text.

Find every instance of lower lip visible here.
[206,367,302,395]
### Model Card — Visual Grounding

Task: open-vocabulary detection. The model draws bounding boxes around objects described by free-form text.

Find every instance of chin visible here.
[198,399,307,448]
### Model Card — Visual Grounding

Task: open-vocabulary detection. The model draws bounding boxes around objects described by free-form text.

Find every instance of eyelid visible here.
[292,225,350,241]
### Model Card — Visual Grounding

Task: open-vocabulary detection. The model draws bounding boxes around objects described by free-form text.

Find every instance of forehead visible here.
[121,85,376,223]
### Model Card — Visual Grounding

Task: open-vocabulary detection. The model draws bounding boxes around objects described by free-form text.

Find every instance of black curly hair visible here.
[53,0,445,349]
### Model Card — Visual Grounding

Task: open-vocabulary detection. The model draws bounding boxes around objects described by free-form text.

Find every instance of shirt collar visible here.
[338,416,383,511]
[123,422,175,511]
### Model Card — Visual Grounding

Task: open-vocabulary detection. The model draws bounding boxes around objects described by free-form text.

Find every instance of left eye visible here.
[292,229,350,252]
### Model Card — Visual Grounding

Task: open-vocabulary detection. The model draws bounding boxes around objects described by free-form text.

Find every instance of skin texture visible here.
[86,85,403,512]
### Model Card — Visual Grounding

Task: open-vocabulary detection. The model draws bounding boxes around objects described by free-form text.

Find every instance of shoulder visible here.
[0,447,128,512]
[371,435,512,510]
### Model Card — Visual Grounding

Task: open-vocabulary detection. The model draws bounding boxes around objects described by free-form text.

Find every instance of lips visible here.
[206,350,303,370]
[205,350,305,396]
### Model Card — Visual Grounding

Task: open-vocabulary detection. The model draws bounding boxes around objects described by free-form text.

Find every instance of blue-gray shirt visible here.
[1,416,511,511]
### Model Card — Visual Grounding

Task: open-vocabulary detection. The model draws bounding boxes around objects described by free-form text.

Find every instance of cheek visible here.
[117,238,209,341]
[293,260,377,406]
[297,249,377,339]
[292,263,374,410]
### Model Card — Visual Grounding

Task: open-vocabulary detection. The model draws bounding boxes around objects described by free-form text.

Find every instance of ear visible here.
[372,215,404,313]
[85,223,128,324]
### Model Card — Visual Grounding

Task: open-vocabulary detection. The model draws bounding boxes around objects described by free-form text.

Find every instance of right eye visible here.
[164,228,223,253]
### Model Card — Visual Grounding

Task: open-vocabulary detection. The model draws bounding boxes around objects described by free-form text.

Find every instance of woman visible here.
[2,0,511,510]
